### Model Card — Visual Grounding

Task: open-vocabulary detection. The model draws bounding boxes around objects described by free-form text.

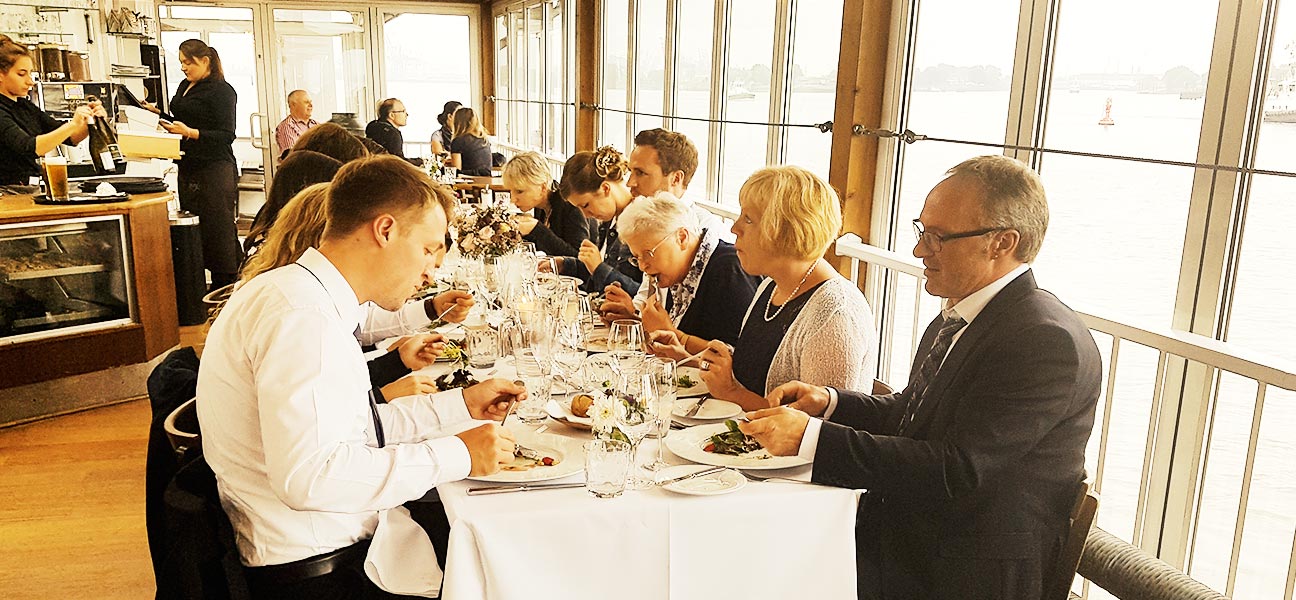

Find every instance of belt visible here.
[244,539,372,585]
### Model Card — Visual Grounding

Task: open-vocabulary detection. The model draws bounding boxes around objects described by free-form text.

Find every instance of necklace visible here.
[763,262,817,322]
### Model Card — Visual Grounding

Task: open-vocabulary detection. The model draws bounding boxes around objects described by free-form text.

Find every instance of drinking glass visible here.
[41,156,69,201]
[644,357,677,471]
[608,319,645,366]
[513,348,551,425]
[616,368,659,490]
[465,327,499,379]
[551,319,587,393]
[584,439,631,498]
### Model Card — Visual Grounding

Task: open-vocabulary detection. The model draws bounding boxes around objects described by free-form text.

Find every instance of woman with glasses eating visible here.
[651,166,878,411]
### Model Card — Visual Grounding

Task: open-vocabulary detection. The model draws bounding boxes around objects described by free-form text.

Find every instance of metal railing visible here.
[831,235,1296,599]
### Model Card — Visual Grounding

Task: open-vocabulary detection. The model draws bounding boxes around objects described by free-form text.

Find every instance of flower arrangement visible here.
[454,203,524,258]
[588,386,650,444]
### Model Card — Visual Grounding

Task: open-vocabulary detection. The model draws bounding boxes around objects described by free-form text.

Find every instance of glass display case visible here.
[0,216,135,343]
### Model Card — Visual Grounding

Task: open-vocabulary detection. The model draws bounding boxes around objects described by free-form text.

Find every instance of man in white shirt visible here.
[597,128,730,322]
[742,156,1102,600]
[197,154,518,599]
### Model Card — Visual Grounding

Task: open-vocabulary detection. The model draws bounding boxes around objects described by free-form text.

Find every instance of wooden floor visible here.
[0,399,155,599]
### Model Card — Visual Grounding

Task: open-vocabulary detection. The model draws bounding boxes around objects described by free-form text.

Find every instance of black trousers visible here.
[178,159,242,288]
[247,500,451,600]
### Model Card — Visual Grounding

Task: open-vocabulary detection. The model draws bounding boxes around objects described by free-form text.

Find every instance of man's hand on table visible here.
[390,333,446,371]
[380,375,438,400]
[765,380,831,416]
[456,423,516,476]
[739,407,811,457]
[464,379,528,420]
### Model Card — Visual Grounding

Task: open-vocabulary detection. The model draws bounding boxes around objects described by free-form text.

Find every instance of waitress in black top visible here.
[154,39,240,290]
[0,38,105,186]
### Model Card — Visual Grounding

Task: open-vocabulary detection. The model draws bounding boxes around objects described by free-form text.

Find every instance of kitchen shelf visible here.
[0,263,109,282]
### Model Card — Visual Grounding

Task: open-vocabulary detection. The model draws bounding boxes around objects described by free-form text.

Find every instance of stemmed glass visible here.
[615,367,659,490]
[551,316,587,394]
[608,319,645,369]
[644,357,677,472]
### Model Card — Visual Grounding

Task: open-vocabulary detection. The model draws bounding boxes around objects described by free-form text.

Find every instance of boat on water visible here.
[727,85,756,100]
[1263,78,1296,122]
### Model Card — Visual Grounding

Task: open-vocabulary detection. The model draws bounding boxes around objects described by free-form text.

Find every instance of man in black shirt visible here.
[366,98,421,166]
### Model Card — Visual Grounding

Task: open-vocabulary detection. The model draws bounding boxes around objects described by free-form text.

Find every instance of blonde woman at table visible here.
[651,166,878,411]
[501,151,597,258]
[615,191,759,347]
[234,182,471,400]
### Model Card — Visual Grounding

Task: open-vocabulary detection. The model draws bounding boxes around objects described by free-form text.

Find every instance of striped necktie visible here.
[898,313,967,435]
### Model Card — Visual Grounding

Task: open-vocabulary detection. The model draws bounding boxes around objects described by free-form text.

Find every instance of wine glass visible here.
[615,367,659,490]
[608,319,645,368]
[644,357,677,472]
[551,318,587,394]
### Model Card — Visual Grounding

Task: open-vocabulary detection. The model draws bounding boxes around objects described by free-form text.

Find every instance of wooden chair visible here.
[163,397,201,460]
[1045,480,1100,600]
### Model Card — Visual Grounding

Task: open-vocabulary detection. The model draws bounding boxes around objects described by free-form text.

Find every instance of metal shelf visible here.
[12,298,114,330]
[0,263,109,282]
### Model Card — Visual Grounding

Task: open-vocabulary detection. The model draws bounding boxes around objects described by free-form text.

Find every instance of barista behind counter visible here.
[0,37,107,187]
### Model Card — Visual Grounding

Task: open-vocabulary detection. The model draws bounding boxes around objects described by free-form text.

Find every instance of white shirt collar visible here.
[296,247,365,330]
[945,263,1030,325]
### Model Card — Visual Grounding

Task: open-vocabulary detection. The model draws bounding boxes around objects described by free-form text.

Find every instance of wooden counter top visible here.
[0,192,173,225]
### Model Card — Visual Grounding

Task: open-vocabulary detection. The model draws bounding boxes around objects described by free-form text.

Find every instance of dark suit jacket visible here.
[813,270,1100,600]
[525,187,598,258]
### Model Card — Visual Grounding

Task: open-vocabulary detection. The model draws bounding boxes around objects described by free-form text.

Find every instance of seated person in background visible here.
[429,100,461,156]
[290,122,369,164]
[501,151,596,258]
[652,166,877,411]
[599,128,730,324]
[357,136,388,156]
[447,107,493,176]
[273,89,316,160]
[365,98,421,165]
[198,155,518,599]
[243,150,341,256]
[743,155,1102,600]
[558,146,643,295]
[616,191,759,347]
[238,183,473,400]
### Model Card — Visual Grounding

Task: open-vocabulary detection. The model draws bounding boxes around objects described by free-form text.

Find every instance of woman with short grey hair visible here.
[615,191,760,348]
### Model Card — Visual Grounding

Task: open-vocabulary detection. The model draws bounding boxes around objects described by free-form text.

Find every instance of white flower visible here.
[590,394,619,429]
[478,225,494,239]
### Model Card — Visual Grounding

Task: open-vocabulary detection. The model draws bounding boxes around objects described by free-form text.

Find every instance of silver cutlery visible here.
[656,465,727,487]
[684,396,708,418]
[466,481,586,495]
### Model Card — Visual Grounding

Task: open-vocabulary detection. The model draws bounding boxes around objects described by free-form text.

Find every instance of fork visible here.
[738,471,819,485]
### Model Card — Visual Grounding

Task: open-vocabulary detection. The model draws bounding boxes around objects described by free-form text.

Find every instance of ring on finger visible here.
[701,360,710,371]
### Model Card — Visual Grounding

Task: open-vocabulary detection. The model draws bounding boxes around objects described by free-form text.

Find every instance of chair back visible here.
[1045,479,1100,600]
[164,397,201,460]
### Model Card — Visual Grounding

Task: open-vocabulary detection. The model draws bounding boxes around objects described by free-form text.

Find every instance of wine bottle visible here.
[85,100,123,175]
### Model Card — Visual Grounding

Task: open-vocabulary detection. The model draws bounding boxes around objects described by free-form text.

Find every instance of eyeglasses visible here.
[391,110,408,114]
[629,233,673,267]
[912,219,1004,252]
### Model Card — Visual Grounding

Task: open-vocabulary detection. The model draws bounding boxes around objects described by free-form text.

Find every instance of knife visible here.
[656,465,727,487]
[684,396,708,418]
[466,481,586,495]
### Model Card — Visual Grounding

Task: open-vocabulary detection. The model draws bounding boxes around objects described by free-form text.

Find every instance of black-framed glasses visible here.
[629,233,672,268]
[391,109,408,114]
[912,219,1003,252]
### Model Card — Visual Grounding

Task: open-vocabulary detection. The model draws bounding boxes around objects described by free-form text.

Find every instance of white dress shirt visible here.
[196,247,474,593]
[797,264,1032,466]
[358,299,434,346]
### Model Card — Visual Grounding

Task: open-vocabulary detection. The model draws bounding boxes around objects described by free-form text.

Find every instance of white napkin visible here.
[364,506,443,597]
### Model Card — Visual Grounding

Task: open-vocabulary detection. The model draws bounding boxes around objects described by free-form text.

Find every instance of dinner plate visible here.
[672,366,709,398]
[664,423,811,470]
[466,436,585,483]
[545,398,593,430]
[656,465,746,496]
[670,397,740,420]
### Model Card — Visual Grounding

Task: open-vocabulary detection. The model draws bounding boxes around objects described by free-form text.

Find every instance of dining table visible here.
[403,332,864,600]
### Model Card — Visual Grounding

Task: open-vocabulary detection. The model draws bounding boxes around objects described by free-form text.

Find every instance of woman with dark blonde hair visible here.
[559,146,641,294]
[290,122,369,163]
[448,106,492,176]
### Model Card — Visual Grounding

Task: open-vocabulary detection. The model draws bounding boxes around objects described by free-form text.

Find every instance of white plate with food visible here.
[664,422,811,470]
[670,397,741,420]
[546,397,594,430]
[467,436,584,483]
[671,366,708,397]
[655,465,746,496]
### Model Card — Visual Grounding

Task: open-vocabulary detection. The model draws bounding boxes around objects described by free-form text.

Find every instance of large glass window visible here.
[496,14,511,144]
[381,12,471,151]
[525,6,544,150]
[672,0,715,202]
[784,0,842,180]
[600,0,629,151]
[634,0,667,134]
[545,3,567,155]
[718,0,776,204]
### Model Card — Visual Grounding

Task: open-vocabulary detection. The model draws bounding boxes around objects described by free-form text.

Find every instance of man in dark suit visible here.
[742,155,1101,600]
